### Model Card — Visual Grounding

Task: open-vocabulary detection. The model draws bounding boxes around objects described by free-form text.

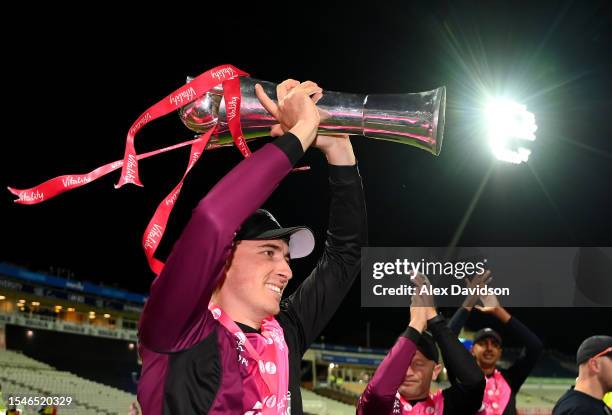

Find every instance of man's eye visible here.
[264,250,274,257]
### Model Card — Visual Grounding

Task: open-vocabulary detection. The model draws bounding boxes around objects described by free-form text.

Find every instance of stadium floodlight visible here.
[485,98,537,164]
[104,313,111,319]
[0,295,5,300]
[27,330,34,338]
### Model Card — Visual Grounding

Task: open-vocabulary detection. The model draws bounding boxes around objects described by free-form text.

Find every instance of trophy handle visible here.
[179,77,446,156]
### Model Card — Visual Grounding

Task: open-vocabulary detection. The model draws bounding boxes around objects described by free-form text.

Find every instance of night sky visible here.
[2,1,611,355]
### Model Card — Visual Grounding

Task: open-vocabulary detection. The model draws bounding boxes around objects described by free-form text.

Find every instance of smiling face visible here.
[471,337,503,373]
[398,351,441,400]
[214,239,292,328]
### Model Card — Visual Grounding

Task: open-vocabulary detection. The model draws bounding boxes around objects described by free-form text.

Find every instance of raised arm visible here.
[281,136,368,351]
[357,305,429,415]
[431,314,486,414]
[448,271,493,336]
[476,295,544,392]
[357,331,420,415]
[448,307,471,337]
[497,312,544,391]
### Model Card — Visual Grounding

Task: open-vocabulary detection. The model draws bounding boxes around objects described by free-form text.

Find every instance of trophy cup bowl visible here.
[179,77,446,156]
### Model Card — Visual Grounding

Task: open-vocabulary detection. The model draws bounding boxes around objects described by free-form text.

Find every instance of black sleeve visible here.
[401,326,423,341]
[500,316,544,392]
[272,132,304,165]
[427,315,485,415]
[448,307,470,336]
[357,327,421,415]
[281,163,368,354]
[445,307,471,388]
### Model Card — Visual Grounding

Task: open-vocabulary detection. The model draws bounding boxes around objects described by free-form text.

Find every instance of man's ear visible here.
[432,363,443,381]
[224,241,239,270]
[588,357,602,374]
[215,242,239,293]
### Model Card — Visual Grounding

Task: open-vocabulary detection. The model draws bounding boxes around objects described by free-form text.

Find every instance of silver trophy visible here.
[179,77,446,155]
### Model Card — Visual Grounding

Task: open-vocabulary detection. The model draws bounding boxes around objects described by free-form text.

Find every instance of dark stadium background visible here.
[2,0,611,374]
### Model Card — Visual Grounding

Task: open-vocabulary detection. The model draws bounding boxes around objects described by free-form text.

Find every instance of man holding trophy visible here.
[136,78,368,414]
[8,61,445,414]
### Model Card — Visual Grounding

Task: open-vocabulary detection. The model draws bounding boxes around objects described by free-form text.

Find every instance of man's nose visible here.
[277,258,292,280]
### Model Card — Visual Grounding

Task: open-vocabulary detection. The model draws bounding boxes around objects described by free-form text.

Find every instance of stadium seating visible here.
[0,349,359,415]
[0,349,136,415]
[301,387,355,415]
